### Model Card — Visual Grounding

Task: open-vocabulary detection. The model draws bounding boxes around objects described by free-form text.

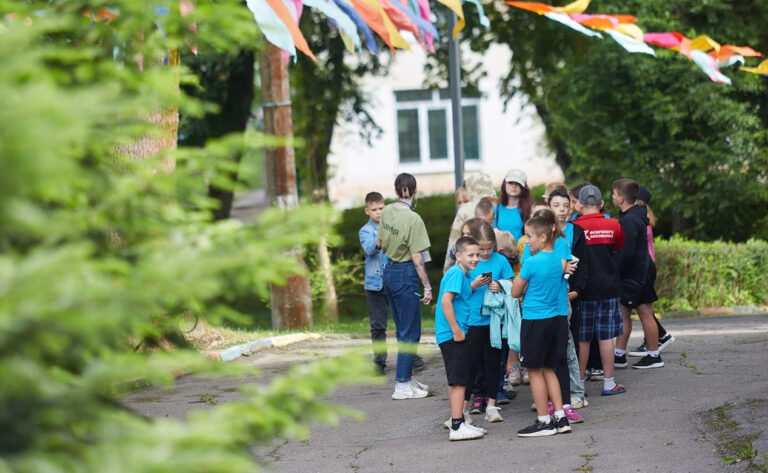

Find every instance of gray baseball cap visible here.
[578,185,602,205]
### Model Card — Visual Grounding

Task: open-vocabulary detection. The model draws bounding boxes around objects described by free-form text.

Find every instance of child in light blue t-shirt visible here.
[464,219,514,422]
[435,237,488,440]
[512,216,571,437]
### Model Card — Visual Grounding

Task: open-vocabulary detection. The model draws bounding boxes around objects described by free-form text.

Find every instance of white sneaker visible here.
[484,405,503,423]
[443,412,483,431]
[392,383,428,400]
[410,379,428,391]
[570,397,589,409]
[449,422,484,441]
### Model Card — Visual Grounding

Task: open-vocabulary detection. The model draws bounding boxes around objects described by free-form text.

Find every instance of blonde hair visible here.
[455,186,469,205]
[638,200,656,227]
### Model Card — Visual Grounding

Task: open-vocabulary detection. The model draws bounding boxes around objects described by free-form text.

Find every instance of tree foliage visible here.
[0,1,371,471]
[470,0,768,240]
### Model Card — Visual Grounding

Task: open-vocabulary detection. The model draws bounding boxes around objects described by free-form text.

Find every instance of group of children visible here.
[359,171,671,441]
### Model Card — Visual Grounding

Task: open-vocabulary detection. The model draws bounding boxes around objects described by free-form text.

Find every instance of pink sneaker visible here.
[564,406,584,424]
[547,400,554,416]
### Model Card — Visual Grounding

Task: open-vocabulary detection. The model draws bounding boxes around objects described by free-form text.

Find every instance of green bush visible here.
[655,236,768,312]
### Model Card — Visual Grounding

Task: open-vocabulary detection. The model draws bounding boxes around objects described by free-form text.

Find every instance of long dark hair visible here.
[500,182,531,222]
[394,173,417,199]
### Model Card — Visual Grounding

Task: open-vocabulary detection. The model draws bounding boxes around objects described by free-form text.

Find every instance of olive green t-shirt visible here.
[379,204,431,263]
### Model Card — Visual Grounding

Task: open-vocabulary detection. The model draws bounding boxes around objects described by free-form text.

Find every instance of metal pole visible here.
[448,13,464,193]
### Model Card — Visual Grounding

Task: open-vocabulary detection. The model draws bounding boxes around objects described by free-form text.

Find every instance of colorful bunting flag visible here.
[507,1,766,84]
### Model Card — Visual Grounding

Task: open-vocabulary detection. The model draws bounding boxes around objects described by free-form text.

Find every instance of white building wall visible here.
[327,42,563,208]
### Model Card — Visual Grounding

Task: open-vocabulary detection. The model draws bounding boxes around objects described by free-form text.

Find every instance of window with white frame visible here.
[395,88,481,166]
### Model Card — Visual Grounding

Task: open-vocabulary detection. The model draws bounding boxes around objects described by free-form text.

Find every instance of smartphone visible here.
[481,272,492,278]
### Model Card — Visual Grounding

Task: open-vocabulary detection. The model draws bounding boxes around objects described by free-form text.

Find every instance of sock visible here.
[615,348,626,356]
[554,409,565,419]
[396,381,410,390]
[603,377,617,391]
[451,418,463,431]
[648,350,660,357]
[538,415,551,424]
[563,404,572,410]
[580,378,586,385]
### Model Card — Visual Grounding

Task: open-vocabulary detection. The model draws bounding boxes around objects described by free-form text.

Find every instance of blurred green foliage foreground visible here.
[0,2,374,471]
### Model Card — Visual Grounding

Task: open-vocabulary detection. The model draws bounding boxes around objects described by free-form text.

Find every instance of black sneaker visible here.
[412,355,425,371]
[373,361,386,376]
[517,419,556,437]
[614,354,628,368]
[658,334,676,351]
[632,354,664,369]
[628,341,648,357]
[554,415,572,434]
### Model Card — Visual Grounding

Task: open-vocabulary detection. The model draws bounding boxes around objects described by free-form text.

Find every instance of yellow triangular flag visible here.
[435,0,465,39]
[553,0,590,14]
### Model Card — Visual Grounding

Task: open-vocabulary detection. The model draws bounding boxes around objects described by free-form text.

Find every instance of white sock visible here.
[603,377,617,391]
[648,350,660,357]
[396,381,410,389]
[563,404,572,410]
[615,348,626,356]
[554,409,565,419]
[538,415,551,423]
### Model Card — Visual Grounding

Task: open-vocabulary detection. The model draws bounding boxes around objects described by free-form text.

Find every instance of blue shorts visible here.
[579,297,623,341]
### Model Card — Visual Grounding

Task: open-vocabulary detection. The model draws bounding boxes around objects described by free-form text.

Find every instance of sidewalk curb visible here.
[207,333,323,362]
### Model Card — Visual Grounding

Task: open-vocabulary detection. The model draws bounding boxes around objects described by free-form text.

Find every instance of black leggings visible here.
[464,325,502,401]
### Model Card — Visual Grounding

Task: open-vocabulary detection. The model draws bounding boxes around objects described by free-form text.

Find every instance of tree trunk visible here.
[260,44,313,330]
[317,236,338,323]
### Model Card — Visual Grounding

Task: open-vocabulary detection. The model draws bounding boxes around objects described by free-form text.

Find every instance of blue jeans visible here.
[383,262,421,382]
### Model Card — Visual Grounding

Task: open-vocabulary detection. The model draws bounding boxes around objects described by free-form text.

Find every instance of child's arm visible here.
[511,276,528,298]
[441,292,466,342]
[359,225,379,255]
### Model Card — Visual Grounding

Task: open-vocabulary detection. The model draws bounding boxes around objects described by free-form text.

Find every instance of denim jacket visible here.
[359,219,388,291]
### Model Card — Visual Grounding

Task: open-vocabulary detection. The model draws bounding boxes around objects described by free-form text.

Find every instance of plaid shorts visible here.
[579,297,623,341]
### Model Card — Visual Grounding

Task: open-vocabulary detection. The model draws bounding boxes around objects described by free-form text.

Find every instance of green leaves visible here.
[1,1,373,470]
[476,0,768,240]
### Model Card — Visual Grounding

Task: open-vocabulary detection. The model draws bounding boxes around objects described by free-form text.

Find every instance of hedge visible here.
[332,194,768,314]
[654,236,768,312]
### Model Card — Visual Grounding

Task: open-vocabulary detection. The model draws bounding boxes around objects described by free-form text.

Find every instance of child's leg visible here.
[465,326,484,406]
[366,290,389,367]
[567,331,585,400]
[527,368,549,417]
[654,313,667,338]
[637,303,659,351]
[479,327,501,407]
[543,368,563,411]
[449,385,466,419]
[615,304,633,351]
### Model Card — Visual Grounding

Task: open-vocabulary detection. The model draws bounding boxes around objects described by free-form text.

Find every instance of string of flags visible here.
[8,0,488,61]
[507,0,768,84]
[246,0,490,60]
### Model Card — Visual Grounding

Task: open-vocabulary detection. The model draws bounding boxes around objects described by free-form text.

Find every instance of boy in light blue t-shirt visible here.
[436,237,488,441]
[512,216,571,438]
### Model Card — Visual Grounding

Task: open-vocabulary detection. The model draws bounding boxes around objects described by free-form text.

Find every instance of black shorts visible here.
[439,339,471,386]
[621,262,659,309]
[520,317,568,369]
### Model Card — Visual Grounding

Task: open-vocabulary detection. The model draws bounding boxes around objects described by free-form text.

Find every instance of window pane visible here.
[462,105,479,160]
[428,109,448,160]
[439,87,482,100]
[397,109,420,163]
[395,89,433,102]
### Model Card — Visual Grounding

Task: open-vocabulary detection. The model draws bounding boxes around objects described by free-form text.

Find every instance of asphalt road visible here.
[125,314,768,473]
